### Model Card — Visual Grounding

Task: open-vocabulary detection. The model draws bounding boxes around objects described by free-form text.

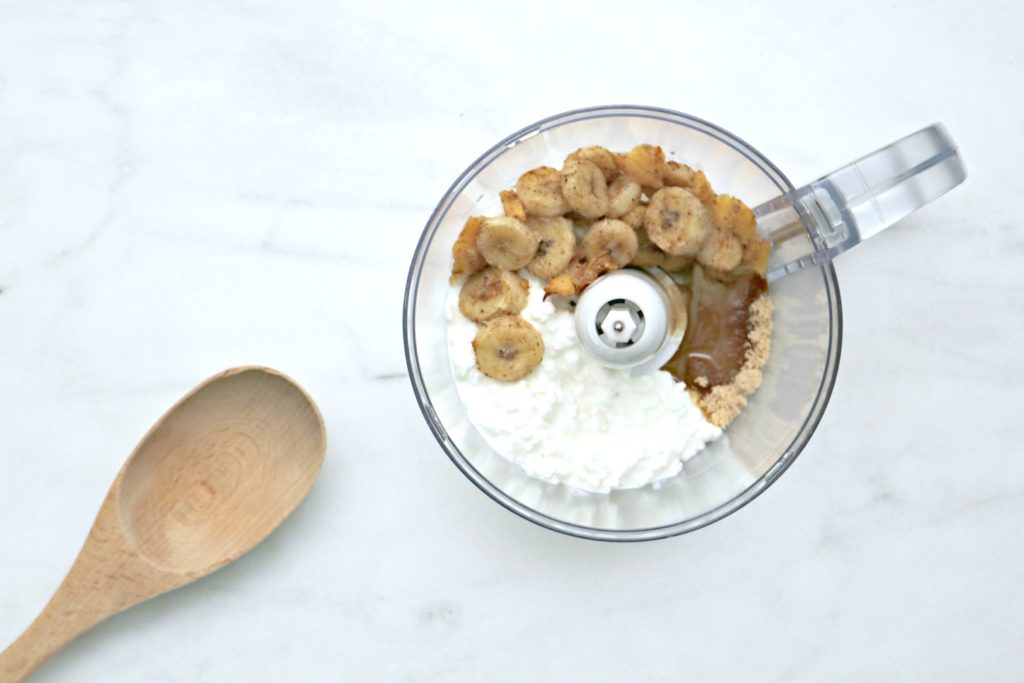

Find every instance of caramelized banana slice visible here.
[561,159,609,219]
[581,219,638,266]
[623,144,667,188]
[477,216,541,270]
[527,216,576,279]
[571,251,620,292]
[711,194,758,243]
[619,202,647,229]
[606,174,642,218]
[564,146,619,182]
[688,170,716,205]
[645,187,712,256]
[570,212,595,238]
[451,215,487,281]
[697,230,744,272]
[630,228,693,271]
[630,232,666,267]
[499,189,527,222]
[515,166,570,217]
[743,238,772,274]
[663,160,695,187]
[544,274,576,298]
[473,315,544,381]
[543,252,619,298]
[459,267,529,323]
[612,151,628,173]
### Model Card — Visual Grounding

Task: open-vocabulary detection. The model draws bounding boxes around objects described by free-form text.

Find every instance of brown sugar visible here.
[695,293,773,427]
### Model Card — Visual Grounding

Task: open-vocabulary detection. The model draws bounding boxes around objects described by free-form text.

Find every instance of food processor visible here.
[404,105,965,541]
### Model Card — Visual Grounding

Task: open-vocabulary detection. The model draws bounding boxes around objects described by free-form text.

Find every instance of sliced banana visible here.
[477,216,541,270]
[659,253,694,272]
[743,238,772,274]
[564,146,619,182]
[612,151,628,174]
[572,251,619,293]
[623,144,666,188]
[459,267,529,323]
[630,230,664,267]
[544,273,576,298]
[581,219,638,266]
[711,194,758,242]
[606,174,641,218]
[499,189,527,222]
[527,216,576,279]
[645,187,713,256]
[542,251,619,298]
[515,166,570,217]
[619,202,647,229]
[688,170,716,205]
[630,228,693,271]
[561,159,609,219]
[473,315,544,381]
[663,160,695,187]
[697,230,744,272]
[641,187,661,203]
[570,212,595,237]
[451,215,487,281]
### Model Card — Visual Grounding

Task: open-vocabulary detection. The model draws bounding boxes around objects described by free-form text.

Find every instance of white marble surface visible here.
[1,1,1021,680]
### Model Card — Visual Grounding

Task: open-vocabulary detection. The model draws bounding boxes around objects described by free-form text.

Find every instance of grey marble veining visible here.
[1,1,1022,680]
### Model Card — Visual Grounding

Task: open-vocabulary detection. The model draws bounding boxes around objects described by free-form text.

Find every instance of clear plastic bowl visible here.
[404,105,961,541]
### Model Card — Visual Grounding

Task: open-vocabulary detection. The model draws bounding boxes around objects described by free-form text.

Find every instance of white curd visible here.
[446,277,721,493]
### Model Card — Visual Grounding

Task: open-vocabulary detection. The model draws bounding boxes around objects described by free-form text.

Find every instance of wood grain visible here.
[0,367,326,682]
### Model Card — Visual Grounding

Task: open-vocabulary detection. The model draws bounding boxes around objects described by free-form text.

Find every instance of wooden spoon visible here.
[0,366,327,682]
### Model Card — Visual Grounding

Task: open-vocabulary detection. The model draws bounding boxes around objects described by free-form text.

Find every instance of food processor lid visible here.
[573,268,687,375]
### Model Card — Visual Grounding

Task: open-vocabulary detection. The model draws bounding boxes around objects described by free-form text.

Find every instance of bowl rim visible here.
[403,104,842,542]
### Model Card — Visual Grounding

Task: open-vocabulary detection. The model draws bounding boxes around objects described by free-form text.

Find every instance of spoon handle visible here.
[0,578,105,682]
[0,492,174,682]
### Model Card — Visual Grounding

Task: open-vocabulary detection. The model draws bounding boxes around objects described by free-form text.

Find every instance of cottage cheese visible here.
[446,277,721,493]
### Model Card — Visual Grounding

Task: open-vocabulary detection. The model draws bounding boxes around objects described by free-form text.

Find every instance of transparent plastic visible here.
[403,106,965,541]
[762,124,965,281]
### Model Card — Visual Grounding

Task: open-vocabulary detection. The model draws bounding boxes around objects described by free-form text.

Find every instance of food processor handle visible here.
[759,123,966,281]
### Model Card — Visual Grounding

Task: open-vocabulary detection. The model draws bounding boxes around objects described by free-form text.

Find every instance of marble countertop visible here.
[1,1,1022,680]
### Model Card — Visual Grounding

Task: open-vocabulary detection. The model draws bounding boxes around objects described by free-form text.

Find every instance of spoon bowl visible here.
[118,369,325,573]
[0,366,326,682]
